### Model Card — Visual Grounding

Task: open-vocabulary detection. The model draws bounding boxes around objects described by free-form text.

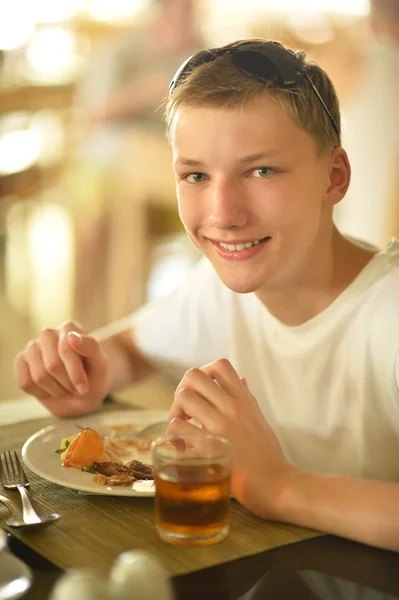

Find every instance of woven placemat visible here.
[0,409,320,577]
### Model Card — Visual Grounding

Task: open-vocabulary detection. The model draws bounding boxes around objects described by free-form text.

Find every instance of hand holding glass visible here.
[151,433,234,546]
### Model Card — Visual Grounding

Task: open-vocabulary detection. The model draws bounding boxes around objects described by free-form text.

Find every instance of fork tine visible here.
[0,453,6,484]
[0,451,28,486]
[10,451,28,484]
[3,451,14,484]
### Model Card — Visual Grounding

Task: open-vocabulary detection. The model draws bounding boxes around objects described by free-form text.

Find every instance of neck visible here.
[255,227,376,326]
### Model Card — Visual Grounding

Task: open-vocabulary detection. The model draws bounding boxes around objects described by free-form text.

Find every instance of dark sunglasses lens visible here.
[170,48,227,93]
[233,51,283,86]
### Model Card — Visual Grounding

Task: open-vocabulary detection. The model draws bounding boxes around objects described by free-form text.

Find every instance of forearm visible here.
[280,468,399,551]
[92,317,156,393]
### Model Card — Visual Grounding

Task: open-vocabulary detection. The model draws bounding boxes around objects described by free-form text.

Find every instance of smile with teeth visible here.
[218,236,270,252]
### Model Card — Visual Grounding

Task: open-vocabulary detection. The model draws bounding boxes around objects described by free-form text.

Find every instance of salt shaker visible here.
[48,569,108,600]
[108,550,175,600]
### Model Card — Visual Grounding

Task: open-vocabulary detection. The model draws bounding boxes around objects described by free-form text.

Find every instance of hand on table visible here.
[167,358,294,521]
[14,320,109,418]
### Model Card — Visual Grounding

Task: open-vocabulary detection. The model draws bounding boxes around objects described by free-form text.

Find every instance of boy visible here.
[15,40,399,551]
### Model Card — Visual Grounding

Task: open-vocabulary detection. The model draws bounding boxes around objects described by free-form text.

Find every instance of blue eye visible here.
[186,173,206,183]
[253,167,274,178]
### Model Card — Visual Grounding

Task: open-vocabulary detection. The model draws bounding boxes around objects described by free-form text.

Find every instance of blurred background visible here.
[0,0,398,403]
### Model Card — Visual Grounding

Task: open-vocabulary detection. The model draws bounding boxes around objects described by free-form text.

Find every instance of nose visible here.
[207,179,248,229]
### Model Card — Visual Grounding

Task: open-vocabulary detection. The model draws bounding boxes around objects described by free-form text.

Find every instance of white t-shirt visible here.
[132,239,399,481]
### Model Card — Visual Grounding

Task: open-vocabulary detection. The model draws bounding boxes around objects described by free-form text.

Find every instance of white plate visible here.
[21,410,169,497]
[0,551,32,600]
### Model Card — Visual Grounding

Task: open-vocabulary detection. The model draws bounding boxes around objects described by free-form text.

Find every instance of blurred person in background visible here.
[69,0,203,329]
[334,0,399,246]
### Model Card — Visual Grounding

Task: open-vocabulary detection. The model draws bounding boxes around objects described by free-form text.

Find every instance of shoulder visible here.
[371,239,399,300]
[378,238,399,266]
[361,242,399,357]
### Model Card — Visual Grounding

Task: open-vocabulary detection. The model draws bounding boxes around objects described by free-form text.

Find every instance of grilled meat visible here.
[93,460,154,480]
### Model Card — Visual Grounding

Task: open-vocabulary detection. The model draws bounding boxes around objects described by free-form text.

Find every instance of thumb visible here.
[66,331,103,361]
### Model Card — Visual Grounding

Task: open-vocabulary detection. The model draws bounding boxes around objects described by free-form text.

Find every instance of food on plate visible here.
[56,433,79,462]
[94,459,153,479]
[61,427,106,469]
[55,425,155,487]
[92,460,154,487]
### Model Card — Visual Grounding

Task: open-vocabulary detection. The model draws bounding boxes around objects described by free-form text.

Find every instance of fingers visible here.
[57,321,105,396]
[200,358,244,397]
[57,333,89,395]
[59,331,107,395]
[173,358,247,415]
[39,329,77,395]
[15,320,110,417]
[14,353,51,400]
[165,418,197,452]
[66,331,103,360]
[58,320,85,337]
[166,418,229,458]
[25,340,78,397]
[58,320,90,394]
[169,359,259,440]
[16,320,91,400]
[201,359,260,411]
[169,388,223,432]
[174,366,229,414]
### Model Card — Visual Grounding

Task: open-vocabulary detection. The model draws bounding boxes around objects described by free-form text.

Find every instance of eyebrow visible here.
[175,151,281,167]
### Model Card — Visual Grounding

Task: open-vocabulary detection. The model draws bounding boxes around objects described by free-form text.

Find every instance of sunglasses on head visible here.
[169,41,340,146]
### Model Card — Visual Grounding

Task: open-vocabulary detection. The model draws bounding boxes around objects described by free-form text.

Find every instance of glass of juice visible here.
[151,433,234,546]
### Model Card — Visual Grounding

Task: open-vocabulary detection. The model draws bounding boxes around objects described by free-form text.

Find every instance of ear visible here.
[324,147,351,207]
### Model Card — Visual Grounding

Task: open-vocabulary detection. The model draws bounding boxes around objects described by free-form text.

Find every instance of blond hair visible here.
[165,39,341,152]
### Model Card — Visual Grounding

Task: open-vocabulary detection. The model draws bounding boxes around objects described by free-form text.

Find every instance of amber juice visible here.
[154,463,231,546]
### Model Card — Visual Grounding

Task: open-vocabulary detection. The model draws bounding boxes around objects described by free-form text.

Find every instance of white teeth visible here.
[219,238,264,251]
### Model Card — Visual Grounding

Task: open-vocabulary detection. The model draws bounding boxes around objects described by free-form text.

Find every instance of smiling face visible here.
[171,95,349,295]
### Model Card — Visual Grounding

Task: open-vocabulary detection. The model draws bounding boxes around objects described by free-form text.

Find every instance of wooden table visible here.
[2,405,399,599]
[0,408,318,579]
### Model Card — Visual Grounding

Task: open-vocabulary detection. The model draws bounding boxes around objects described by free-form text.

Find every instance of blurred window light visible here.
[27,203,72,274]
[0,113,31,135]
[34,0,84,23]
[0,130,40,176]
[27,202,74,328]
[5,199,33,317]
[26,27,83,83]
[86,0,147,23]
[29,111,65,166]
[0,1,34,51]
[287,14,335,45]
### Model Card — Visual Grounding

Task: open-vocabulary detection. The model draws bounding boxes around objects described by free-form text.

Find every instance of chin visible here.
[214,267,265,295]
[226,282,260,294]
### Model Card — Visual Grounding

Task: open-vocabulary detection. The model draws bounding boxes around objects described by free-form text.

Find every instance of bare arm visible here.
[280,469,399,552]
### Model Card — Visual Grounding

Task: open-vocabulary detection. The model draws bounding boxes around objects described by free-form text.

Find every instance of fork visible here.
[76,419,169,440]
[0,450,61,528]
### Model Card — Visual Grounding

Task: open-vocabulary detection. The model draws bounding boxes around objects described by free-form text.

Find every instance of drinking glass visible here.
[152,433,234,546]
